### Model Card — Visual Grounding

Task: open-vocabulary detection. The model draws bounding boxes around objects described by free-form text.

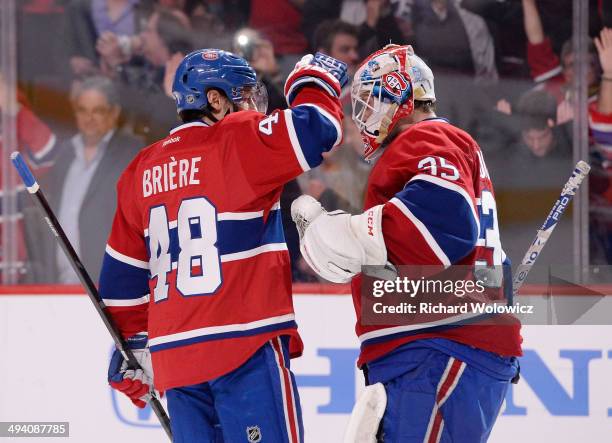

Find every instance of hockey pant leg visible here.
[376,351,510,442]
[211,335,304,443]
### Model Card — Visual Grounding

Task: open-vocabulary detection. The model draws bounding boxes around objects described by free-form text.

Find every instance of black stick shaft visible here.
[12,153,172,439]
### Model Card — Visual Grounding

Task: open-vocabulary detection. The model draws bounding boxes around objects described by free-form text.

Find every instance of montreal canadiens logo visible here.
[383,72,408,97]
[202,51,219,60]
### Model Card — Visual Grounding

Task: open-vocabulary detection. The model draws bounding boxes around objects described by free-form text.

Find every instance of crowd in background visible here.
[4,0,612,283]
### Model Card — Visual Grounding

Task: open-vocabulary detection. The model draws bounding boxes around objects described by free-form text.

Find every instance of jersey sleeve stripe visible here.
[102,294,150,307]
[589,119,612,132]
[533,65,562,83]
[407,174,480,234]
[357,311,487,344]
[590,128,612,145]
[296,103,342,147]
[220,242,288,262]
[145,208,287,265]
[216,201,281,221]
[284,109,311,172]
[389,197,451,266]
[31,133,57,161]
[395,178,479,263]
[286,77,337,102]
[285,106,340,170]
[99,252,150,300]
[105,244,149,269]
[218,210,264,221]
[148,313,297,352]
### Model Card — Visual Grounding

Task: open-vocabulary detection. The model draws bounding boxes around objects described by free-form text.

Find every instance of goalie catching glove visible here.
[291,195,388,283]
[107,334,156,408]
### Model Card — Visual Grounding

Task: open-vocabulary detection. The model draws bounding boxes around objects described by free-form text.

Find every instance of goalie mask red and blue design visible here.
[351,44,435,160]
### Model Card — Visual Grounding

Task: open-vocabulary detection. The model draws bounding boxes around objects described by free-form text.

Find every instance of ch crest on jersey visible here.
[246,426,262,442]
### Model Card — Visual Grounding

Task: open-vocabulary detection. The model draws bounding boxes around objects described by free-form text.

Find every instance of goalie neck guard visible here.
[351,44,435,160]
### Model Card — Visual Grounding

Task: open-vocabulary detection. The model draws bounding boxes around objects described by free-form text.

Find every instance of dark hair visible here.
[560,38,596,65]
[414,100,436,114]
[179,109,206,123]
[313,20,359,53]
[156,8,194,55]
[515,89,557,131]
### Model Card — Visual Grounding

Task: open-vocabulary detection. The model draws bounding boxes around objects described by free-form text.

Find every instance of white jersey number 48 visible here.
[148,197,222,302]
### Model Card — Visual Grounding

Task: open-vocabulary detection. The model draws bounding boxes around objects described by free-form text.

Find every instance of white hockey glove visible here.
[344,383,387,443]
[291,195,387,283]
[107,334,156,408]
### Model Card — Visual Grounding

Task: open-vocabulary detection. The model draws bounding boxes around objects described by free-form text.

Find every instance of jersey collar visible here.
[169,121,210,135]
[420,117,449,124]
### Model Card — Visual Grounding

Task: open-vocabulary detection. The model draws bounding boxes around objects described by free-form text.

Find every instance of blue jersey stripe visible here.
[289,106,339,169]
[99,253,150,300]
[395,179,478,263]
[149,320,297,352]
[591,127,612,145]
[146,208,286,262]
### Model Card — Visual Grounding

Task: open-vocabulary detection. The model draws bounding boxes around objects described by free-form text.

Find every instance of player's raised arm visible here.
[227,53,347,190]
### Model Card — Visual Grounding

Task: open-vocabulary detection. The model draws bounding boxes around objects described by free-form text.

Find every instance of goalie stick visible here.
[512,160,591,295]
[10,152,172,440]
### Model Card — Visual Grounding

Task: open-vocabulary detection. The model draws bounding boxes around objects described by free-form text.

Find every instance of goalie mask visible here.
[351,45,435,160]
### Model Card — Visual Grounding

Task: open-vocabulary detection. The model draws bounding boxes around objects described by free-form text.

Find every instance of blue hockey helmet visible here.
[172,49,267,115]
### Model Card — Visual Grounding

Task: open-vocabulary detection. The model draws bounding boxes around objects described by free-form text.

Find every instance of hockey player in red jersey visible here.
[292,45,521,442]
[99,49,346,442]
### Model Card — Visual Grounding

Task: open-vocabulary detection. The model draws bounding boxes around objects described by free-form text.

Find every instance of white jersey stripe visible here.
[407,174,480,235]
[284,109,311,172]
[276,337,301,442]
[144,202,282,236]
[271,339,295,443]
[220,243,288,263]
[297,103,342,147]
[102,294,150,307]
[149,313,295,347]
[357,311,484,343]
[33,133,57,160]
[390,198,450,266]
[105,244,149,269]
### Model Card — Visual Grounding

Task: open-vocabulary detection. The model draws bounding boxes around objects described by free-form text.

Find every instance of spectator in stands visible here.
[248,0,308,75]
[411,0,498,82]
[99,7,194,143]
[24,77,142,283]
[64,0,154,77]
[515,89,571,158]
[0,74,58,282]
[522,0,600,125]
[304,2,404,61]
[589,27,612,263]
[313,20,360,76]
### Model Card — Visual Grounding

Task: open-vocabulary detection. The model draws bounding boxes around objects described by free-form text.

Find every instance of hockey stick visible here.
[10,152,172,440]
[512,160,591,295]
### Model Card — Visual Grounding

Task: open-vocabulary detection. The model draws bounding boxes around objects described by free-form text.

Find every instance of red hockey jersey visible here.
[98,86,343,390]
[352,118,523,367]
